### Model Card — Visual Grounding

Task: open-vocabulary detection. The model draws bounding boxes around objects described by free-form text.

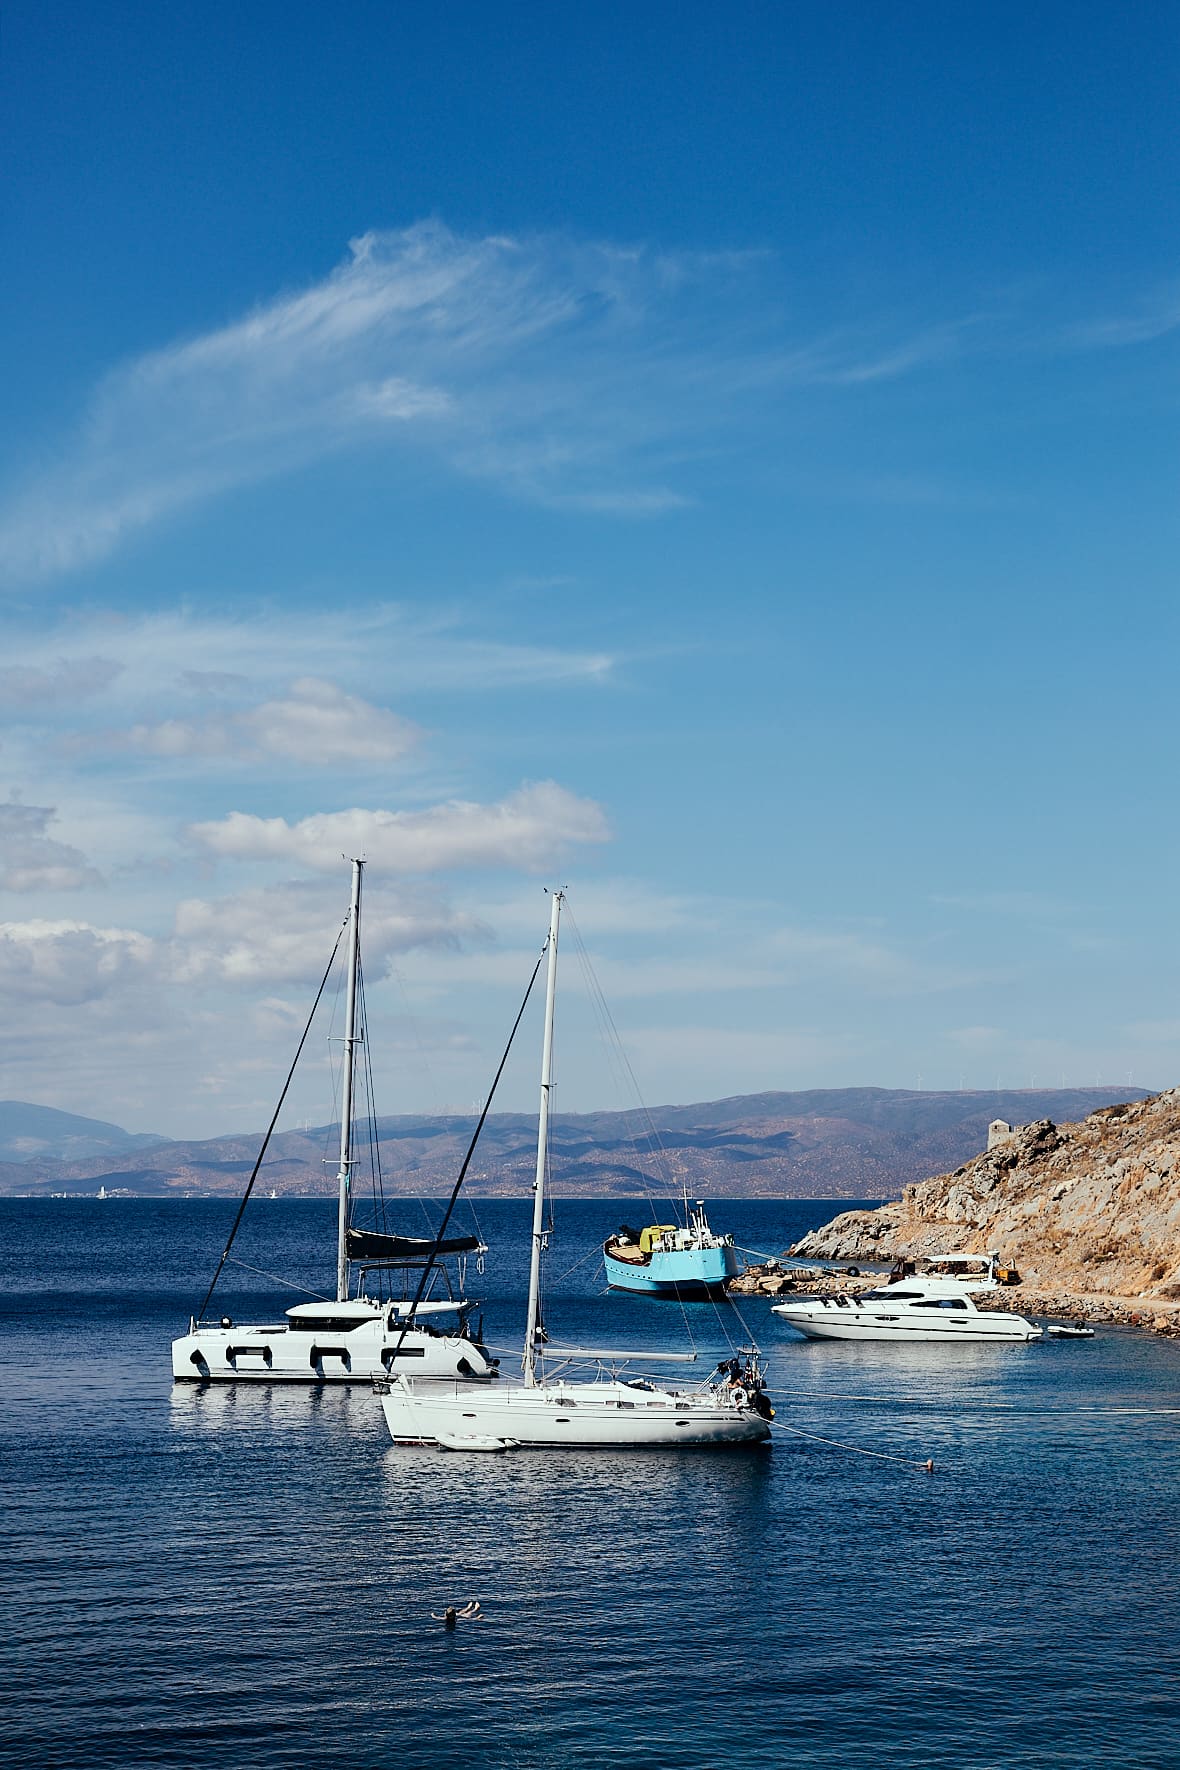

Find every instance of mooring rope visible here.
[768,1414,936,1471]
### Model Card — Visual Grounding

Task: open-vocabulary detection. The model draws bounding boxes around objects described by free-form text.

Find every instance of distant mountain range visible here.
[0,1101,166,1167]
[0,1086,1152,1200]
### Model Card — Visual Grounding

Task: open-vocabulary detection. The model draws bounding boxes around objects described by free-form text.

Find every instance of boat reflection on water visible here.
[168,1376,383,1438]
[377,1427,775,1562]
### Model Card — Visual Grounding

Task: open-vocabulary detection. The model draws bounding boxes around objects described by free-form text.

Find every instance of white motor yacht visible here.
[772,1263,1042,1343]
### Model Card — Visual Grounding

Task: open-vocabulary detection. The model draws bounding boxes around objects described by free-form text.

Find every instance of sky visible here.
[1,1,1177,1138]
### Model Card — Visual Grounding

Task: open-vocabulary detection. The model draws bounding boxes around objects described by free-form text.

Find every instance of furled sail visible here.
[345,1226,481,1263]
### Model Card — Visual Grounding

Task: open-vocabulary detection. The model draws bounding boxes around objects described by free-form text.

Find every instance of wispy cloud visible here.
[931,890,1078,918]
[187,781,611,874]
[0,222,971,583]
[1064,286,1180,350]
[0,656,123,707]
[119,678,420,768]
[766,924,986,995]
[1,606,614,721]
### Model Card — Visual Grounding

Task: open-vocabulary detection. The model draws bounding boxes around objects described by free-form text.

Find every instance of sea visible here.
[2,1195,1179,1770]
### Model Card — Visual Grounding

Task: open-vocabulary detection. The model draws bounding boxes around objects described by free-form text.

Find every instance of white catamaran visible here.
[172,861,498,1386]
[377,891,773,1450]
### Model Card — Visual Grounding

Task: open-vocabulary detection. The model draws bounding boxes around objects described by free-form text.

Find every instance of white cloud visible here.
[170,879,488,985]
[122,678,420,767]
[0,221,972,582]
[0,801,102,891]
[187,781,610,875]
[0,918,154,1002]
[0,878,490,1007]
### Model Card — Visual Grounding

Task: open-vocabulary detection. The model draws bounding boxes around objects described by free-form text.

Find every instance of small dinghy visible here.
[436,1433,518,1453]
[1046,1323,1095,1338]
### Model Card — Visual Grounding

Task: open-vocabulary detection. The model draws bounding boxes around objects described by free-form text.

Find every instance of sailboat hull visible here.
[380,1378,771,1447]
[172,1323,497,1383]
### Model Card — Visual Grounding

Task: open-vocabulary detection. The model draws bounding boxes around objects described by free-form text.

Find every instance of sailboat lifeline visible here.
[377,890,772,1449]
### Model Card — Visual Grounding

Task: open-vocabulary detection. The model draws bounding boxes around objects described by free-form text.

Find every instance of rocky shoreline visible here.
[727,1087,1180,1342]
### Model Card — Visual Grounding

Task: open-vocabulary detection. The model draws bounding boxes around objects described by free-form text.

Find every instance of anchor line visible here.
[768,1415,937,1471]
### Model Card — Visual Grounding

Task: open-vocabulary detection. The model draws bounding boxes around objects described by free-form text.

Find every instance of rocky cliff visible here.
[791,1088,1180,1312]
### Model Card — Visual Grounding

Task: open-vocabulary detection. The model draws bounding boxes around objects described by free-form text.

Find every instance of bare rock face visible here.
[791,1089,1180,1302]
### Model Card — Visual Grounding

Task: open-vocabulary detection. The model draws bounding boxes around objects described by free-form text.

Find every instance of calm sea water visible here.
[2,1196,1179,1770]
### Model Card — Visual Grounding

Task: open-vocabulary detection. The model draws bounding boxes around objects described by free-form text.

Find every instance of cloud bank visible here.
[188,781,610,874]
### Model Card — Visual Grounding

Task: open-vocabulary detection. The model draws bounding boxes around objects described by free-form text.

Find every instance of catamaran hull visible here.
[604,1243,740,1297]
[380,1380,770,1447]
[172,1325,497,1383]
[771,1308,1041,1343]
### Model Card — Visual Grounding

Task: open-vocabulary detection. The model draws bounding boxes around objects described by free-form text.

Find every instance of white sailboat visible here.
[377,891,773,1449]
[172,861,498,1386]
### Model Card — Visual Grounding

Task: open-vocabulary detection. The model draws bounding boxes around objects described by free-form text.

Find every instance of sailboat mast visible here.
[335,858,364,1303]
[523,889,562,1385]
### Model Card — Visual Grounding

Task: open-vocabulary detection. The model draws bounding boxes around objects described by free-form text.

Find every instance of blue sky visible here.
[1,2,1177,1136]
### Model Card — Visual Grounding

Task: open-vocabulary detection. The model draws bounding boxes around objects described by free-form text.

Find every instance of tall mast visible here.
[523,889,562,1385]
[335,858,364,1302]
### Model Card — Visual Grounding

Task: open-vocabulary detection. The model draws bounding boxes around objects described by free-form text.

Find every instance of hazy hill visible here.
[0,1086,1149,1199]
[0,1101,165,1166]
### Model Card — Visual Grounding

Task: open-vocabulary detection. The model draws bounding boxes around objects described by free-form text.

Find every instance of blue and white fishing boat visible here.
[603,1200,741,1297]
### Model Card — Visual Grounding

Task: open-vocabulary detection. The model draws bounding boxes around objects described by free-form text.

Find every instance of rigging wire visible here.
[380,955,489,1254]
[563,906,700,1350]
[357,956,386,1230]
[224,1256,333,1300]
[563,904,759,1358]
[193,921,347,1322]
[549,1241,608,1287]
[388,940,548,1362]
